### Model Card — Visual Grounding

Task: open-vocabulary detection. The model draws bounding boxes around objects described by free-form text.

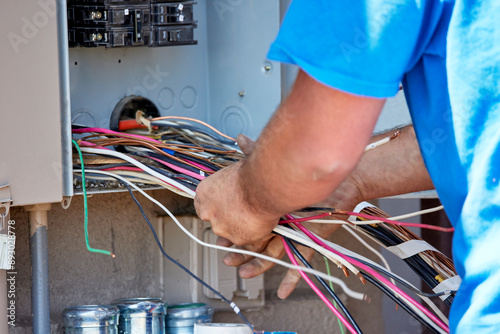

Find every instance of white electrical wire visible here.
[341,225,395,285]
[368,205,444,223]
[274,225,363,286]
[305,205,444,225]
[80,169,367,300]
[80,147,197,198]
[364,135,391,152]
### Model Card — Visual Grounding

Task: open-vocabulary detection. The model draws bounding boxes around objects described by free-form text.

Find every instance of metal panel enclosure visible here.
[0,0,64,206]
[68,0,281,141]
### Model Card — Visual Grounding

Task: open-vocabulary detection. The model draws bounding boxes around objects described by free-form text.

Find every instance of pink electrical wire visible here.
[149,156,205,181]
[281,237,357,334]
[345,211,455,232]
[184,158,214,172]
[102,167,143,172]
[291,220,450,333]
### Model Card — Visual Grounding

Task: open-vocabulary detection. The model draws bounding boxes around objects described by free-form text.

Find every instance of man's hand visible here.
[207,134,363,299]
[194,161,279,246]
[219,172,363,299]
[194,134,279,247]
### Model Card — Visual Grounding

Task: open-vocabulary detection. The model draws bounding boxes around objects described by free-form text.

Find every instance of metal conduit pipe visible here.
[25,203,52,334]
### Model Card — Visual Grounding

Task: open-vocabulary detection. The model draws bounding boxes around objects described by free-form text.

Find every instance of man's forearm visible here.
[239,71,385,219]
[352,125,434,201]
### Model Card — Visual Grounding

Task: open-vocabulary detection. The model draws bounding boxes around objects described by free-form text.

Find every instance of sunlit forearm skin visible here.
[239,71,385,222]
[339,125,434,205]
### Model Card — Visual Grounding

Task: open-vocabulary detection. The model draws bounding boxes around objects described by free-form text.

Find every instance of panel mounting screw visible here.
[264,65,272,72]
[238,90,245,97]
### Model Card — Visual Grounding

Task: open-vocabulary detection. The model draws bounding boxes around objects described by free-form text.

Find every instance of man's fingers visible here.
[277,268,303,299]
[223,252,251,266]
[277,245,317,299]
[236,134,255,156]
[238,236,285,279]
[216,236,233,247]
[222,235,273,267]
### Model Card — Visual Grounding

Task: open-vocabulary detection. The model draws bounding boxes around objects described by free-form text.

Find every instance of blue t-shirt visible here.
[267,1,500,332]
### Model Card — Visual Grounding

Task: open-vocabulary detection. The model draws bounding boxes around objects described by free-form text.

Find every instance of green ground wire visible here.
[73,140,114,258]
[324,256,345,334]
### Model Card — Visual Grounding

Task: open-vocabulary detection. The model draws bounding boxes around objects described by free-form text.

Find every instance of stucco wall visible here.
[7,192,423,333]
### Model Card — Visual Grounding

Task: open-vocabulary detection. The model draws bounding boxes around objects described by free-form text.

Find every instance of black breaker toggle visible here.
[67,0,197,48]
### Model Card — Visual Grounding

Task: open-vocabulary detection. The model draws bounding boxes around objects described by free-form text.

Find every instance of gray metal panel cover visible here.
[0,0,63,206]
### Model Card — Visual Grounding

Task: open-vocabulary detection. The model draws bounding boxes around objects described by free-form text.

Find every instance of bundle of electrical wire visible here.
[72,114,458,334]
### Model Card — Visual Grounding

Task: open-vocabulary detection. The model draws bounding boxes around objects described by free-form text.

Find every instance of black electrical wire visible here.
[117,178,255,332]
[296,207,337,213]
[142,151,205,175]
[350,256,456,299]
[361,273,441,334]
[174,151,222,171]
[147,165,199,189]
[360,225,444,288]
[74,163,133,170]
[360,224,455,307]
[283,237,363,334]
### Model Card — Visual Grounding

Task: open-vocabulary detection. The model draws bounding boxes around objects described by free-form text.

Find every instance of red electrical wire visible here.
[343,211,455,232]
[279,210,455,232]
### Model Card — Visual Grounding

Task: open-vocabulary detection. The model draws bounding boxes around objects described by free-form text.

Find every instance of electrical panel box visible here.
[68,0,282,141]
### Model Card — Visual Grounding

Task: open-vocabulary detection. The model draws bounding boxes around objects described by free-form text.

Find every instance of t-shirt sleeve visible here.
[268,0,440,98]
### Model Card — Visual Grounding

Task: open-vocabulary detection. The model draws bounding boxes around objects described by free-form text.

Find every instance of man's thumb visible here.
[236,134,256,156]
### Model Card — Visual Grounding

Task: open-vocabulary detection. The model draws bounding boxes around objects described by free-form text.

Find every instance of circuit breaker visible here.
[67,0,197,47]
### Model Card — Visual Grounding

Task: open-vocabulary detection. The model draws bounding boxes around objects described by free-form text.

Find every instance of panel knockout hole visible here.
[110,96,160,151]
[110,96,160,131]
